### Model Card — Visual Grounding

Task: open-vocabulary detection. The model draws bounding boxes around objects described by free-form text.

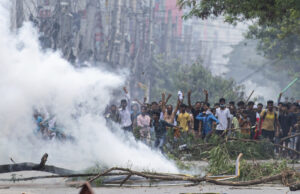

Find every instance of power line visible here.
[238,59,281,84]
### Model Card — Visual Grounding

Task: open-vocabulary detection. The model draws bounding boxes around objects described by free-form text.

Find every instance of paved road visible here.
[0,171,297,194]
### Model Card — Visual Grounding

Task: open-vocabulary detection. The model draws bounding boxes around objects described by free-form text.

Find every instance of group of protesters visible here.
[105,87,300,157]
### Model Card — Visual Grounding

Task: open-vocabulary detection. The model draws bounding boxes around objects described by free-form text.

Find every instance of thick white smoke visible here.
[0,1,178,173]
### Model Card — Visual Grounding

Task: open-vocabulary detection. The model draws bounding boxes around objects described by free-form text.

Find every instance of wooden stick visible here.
[0,172,131,182]
[120,174,132,186]
[87,168,115,184]
[274,144,300,155]
[246,90,255,103]
[207,171,294,186]
[0,164,297,188]
[85,167,296,187]
[280,133,300,143]
[0,153,74,175]
[227,138,300,156]
[290,182,300,191]
[86,167,204,185]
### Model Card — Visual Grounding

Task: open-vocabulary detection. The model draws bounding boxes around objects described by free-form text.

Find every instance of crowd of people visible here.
[105,87,300,157]
[32,86,300,157]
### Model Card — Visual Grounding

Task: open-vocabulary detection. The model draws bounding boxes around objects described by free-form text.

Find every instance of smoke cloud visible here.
[0,0,178,173]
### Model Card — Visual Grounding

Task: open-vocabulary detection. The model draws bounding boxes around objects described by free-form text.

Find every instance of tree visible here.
[177,0,300,98]
[150,56,245,104]
[177,0,300,25]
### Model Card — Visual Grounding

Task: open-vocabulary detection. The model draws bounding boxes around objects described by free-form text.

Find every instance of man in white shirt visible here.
[215,98,231,135]
[119,87,132,132]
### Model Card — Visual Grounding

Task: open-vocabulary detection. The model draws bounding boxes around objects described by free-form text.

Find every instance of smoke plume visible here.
[0,0,178,173]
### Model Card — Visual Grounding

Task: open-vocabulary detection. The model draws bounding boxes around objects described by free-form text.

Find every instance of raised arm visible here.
[134,98,143,106]
[174,97,181,115]
[162,92,166,114]
[165,93,172,105]
[204,89,208,103]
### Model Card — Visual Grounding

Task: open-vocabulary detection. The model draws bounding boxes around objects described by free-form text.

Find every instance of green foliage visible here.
[227,132,274,159]
[133,126,141,140]
[203,138,288,180]
[70,164,106,187]
[177,0,300,25]
[178,0,300,99]
[165,129,274,164]
[225,39,299,99]
[238,160,288,181]
[207,144,231,175]
[151,56,245,104]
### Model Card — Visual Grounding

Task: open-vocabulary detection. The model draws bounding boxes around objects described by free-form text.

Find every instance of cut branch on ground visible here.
[0,153,75,175]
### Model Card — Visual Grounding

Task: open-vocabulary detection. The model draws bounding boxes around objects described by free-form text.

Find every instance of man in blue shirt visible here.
[196,103,219,139]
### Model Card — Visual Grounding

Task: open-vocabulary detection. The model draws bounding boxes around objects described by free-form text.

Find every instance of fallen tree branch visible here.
[87,168,116,184]
[207,171,294,186]
[228,138,259,143]
[0,162,297,188]
[228,138,300,155]
[120,174,132,186]
[290,182,300,191]
[0,172,131,182]
[83,167,296,187]
[0,153,75,175]
[273,144,300,155]
[280,133,300,143]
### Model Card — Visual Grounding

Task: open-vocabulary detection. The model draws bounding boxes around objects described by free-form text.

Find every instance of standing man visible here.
[215,98,231,135]
[196,103,219,140]
[177,104,191,136]
[106,104,121,124]
[243,101,257,138]
[152,111,177,152]
[289,103,300,158]
[257,103,264,114]
[188,89,208,138]
[137,106,151,144]
[258,100,280,142]
[162,93,179,125]
[278,103,292,150]
[119,87,132,132]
